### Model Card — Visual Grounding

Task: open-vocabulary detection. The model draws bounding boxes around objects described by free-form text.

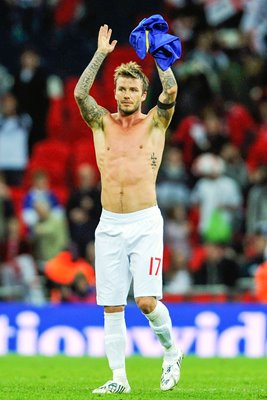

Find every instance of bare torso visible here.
[92,109,165,213]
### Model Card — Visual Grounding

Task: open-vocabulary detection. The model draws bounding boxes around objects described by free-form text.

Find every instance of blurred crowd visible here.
[1,0,267,304]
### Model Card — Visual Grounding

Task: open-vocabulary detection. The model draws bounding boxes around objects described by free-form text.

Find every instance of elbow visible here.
[74,92,86,106]
[73,84,86,101]
[74,88,82,101]
[167,84,178,98]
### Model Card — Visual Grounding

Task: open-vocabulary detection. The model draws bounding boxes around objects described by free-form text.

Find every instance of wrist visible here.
[96,50,108,58]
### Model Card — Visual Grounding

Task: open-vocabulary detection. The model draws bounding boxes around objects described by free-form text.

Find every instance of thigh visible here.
[129,213,163,299]
[95,222,132,306]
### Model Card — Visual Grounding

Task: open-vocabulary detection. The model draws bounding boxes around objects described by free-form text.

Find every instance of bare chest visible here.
[106,123,150,152]
[93,115,165,175]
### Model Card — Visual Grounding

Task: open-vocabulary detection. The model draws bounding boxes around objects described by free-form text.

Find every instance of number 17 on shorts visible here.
[149,257,162,276]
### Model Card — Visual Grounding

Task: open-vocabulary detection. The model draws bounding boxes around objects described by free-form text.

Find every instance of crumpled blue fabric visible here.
[129,14,182,71]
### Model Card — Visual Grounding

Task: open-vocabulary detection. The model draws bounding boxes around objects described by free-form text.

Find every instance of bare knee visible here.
[135,296,157,314]
[104,305,125,313]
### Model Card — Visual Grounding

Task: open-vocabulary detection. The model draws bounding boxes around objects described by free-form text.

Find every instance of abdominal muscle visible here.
[99,151,158,213]
[101,179,157,213]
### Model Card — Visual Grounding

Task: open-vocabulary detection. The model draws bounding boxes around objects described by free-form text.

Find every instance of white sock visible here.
[144,301,176,351]
[104,311,127,382]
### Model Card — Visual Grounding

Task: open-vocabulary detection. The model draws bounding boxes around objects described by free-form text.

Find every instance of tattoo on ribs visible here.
[151,152,157,170]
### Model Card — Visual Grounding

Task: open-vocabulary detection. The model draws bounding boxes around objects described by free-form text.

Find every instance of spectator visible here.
[240,0,267,59]
[0,64,14,96]
[171,105,228,166]
[1,216,27,262]
[186,29,229,77]
[198,106,228,155]
[257,95,267,129]
[12,46,49,151]
[255,259,267,303]
[0,215,45,304]
[44,249,96,303]
[220,142,249,192]
[163,251,192,295]
[242,222,267,278]
[0,172,15,250]
[66,163,101,259]
[32,200,69,269]
[220,47,266,113]
[61,271,96,303]
[2,0,49,47]
[163,204,193,295]
[246,96,267,171]
[174,29,229,113]
[192,243,240,290]
[246,166,267,235]
[164,205,192,260]
[190,153,242,243]
[169,5,201,54]
[157,146,191,209]
[22,169,63,234]
[171,114,205,166]
[0,92,31,185]
[225,103,257,159]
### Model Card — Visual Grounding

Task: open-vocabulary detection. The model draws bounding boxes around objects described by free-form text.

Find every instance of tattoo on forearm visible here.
[154,65,177,126]
[74,51,108,125]
[157,65,177,102]
[75,51,106,99]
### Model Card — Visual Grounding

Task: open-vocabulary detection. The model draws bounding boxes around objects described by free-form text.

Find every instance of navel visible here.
[107,147,110,151]
[139,145,143,149]
[119,190,124,212]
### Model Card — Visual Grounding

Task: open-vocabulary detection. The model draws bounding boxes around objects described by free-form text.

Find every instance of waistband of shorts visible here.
[100,205,161,224]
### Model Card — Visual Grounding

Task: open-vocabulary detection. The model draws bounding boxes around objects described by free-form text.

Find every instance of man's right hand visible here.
[97,24,117,55]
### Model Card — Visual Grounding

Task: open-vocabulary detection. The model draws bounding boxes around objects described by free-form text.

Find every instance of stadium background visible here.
[0,0,267,357]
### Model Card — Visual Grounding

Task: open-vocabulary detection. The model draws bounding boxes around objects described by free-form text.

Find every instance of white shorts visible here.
[95,206,163,306]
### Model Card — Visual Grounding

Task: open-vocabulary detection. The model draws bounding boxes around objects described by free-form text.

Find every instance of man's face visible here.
[34,175,48,190]
[21,50,40,70]
[1,94,17,116]
[115,76,146,115]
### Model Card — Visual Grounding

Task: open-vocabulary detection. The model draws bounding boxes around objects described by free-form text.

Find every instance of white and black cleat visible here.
[160,352,183,391]
[92,380,131,394]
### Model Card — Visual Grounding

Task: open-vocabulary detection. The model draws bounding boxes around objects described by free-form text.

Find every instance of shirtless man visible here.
[74,24,183,394]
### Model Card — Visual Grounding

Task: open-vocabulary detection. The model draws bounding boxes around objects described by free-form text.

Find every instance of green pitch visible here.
[0,356,266,399]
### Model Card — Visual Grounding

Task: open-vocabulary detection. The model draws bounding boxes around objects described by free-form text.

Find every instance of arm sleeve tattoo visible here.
[155,64,178,125]
[74,51,108,127]
[156,64,177,102]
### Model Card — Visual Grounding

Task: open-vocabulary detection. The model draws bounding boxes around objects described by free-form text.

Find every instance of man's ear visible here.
[141,91,147,102]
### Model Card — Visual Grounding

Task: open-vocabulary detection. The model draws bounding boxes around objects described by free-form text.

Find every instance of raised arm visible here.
[154,63,178,128]
[74,24,117,128]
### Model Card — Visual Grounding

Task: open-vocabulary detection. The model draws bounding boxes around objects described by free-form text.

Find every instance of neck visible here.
[117,109,143,128]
